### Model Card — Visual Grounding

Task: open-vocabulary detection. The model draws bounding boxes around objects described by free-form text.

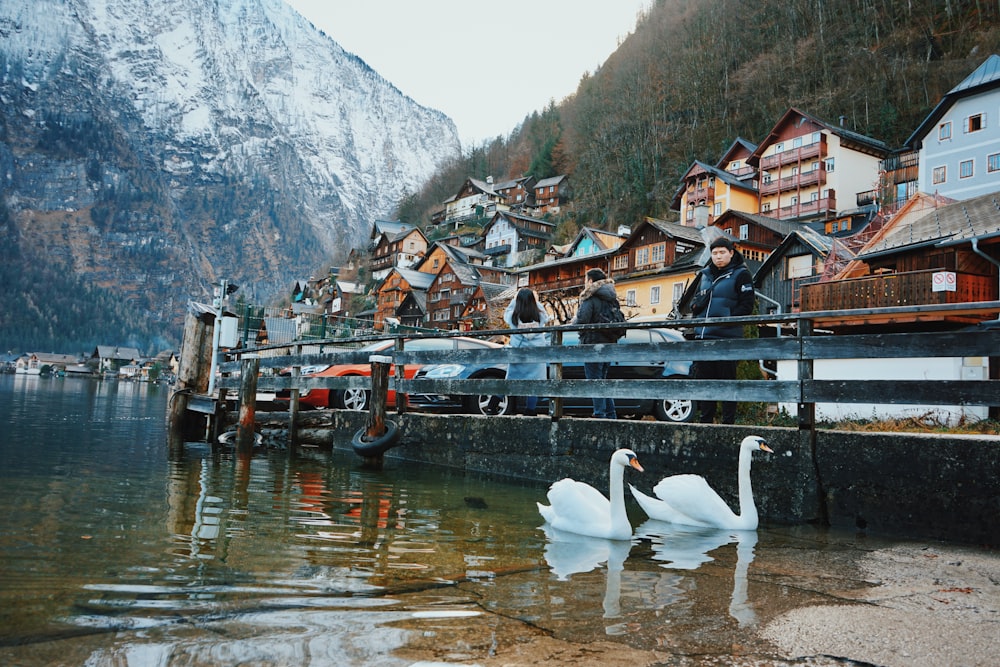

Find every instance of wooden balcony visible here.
[759,166,827,195]
[800,270,997,320]
[760,137,827,170]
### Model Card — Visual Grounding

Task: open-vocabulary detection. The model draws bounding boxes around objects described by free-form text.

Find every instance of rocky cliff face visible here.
[0,0,458,349]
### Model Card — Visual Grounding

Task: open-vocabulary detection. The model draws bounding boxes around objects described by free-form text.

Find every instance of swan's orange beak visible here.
[629,457,644,472]
[760,443,774,453]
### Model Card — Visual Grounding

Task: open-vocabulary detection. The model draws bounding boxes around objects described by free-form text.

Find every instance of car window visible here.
[360,340,395,352]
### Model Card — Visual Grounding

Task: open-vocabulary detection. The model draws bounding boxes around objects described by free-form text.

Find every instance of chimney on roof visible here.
[693,204,710,228]
[486,175,494,185]
[617,225,631,236]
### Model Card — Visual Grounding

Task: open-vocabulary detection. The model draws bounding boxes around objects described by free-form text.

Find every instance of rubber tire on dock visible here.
[351,419,400,457]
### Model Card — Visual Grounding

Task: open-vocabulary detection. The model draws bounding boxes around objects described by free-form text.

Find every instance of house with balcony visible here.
[750,108,890,223]
[424,257,506,331]
[708,210,796,265]
[671,138,760,226]
[369,220,427,280]
[493,175,536,212]
[906,54,1000,202]
[481,210,556,268]
[609,218,705,319]
[530,175,570,215]
[798,189,1000,331]
[439,177,508,229]
[373,267,435,331]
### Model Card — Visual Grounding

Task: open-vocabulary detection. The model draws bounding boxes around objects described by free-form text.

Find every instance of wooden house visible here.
[493,176,536,212]
[752,227,838,315]
[671,139,759,227]
[481,210,556,268]
[749,108,890,223]
[374,267,435,330]
[798,190,1000,330]
[609,218,705,319]
[441,177,507,229]
[530,175,570,215]
[369,220,427,279]
[709,210,795,265]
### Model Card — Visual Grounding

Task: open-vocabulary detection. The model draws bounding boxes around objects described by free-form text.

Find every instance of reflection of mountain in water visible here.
[636,520,759,627]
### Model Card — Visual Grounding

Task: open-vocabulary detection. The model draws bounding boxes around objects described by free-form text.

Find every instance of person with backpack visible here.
[500,288,549,416]
[689,236,756,424]
[571,268,622,419]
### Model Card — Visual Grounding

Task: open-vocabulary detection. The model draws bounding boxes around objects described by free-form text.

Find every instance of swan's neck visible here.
[608,461,627,527]
[736,446,757,522]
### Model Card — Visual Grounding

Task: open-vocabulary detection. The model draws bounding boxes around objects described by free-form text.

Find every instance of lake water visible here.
[1,374,997,666]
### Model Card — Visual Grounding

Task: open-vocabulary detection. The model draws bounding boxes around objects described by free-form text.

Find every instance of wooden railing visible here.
[800,270,996,311]
[218,302,1000,433]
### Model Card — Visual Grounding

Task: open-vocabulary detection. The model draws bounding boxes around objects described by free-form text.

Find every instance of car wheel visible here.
[654,398,695,423]
[467,394,512,416]
[339,388,370,411]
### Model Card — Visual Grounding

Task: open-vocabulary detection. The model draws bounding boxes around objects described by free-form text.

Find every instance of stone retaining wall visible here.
[256,410,1000,547]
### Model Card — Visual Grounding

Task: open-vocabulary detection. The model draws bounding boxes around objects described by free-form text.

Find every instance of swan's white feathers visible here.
[630,435,771,531]
[536,448,642,541]
[629,483,711,527]
[651,474,738,526]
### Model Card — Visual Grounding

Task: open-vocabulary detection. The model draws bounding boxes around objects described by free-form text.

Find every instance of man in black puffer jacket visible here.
[690,236,756,424]
[572,268,619,419]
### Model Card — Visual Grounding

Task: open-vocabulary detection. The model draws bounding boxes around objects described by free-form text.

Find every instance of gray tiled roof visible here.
[859,191,1000,258]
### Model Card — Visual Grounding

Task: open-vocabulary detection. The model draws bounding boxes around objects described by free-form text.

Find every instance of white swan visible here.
[630,435,773,530]
[537,448,644,540]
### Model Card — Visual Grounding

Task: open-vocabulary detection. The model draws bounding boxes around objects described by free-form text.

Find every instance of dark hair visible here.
[512,288,540,325]
[586,268,606,282]
[710,236,735,252]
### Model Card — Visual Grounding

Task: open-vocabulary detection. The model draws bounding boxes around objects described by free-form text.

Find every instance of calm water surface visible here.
[1,374,994,666]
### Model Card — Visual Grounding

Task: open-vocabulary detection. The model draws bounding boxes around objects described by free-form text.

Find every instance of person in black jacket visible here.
[572,268,619,419]
[690,236,756,424]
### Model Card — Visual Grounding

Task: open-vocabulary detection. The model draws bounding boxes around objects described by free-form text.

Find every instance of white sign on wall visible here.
[932,271,957,292]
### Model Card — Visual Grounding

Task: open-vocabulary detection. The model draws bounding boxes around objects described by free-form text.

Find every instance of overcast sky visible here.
[284,0,652,148]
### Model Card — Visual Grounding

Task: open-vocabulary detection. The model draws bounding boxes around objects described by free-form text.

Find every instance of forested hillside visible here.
[398,0,1000,230]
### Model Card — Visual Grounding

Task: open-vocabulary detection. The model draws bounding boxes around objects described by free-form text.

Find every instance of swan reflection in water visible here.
[539,524,632,621]
[636,519,759,627]
[539,521,759,628]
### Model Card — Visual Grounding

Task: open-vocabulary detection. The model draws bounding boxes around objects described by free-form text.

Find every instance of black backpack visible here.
[596,299,627,340]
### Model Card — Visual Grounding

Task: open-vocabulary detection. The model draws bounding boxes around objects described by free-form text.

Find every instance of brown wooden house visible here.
[799,190,1000,330]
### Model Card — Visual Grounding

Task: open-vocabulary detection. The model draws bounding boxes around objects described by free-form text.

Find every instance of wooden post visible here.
[168,310,211,442]
[237,355,259,454]
[363,354,392,466]
[288,342,301,453]
[549,330,564,421]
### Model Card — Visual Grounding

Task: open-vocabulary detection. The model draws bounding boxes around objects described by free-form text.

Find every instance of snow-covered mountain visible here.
[0,0,458,342]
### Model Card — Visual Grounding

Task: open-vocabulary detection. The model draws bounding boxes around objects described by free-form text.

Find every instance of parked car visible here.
[276,336,503,410]
[407,327,695,422]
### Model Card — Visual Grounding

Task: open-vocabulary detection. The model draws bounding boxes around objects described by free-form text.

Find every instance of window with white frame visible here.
[960,159,974,178]
[613,254,628,270]
[989,153,1000,172]
[713,202,722,216]
[651,243,665,263]
[672,282,685,305]
[939,121,952,140]
[635,246,650,266]
[739,224,749,240]
[626,289,637,307]
[650,285,660,305]
[825,157,835,172]
[933,166,947,184]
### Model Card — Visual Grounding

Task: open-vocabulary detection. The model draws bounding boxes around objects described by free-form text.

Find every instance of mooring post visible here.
[237,355,260,454]
[168,309,211,444]
[288,342,302,453]
[363,354,392,466]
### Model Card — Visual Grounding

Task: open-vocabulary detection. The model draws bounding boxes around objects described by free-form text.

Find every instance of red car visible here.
[278,336,503,411]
